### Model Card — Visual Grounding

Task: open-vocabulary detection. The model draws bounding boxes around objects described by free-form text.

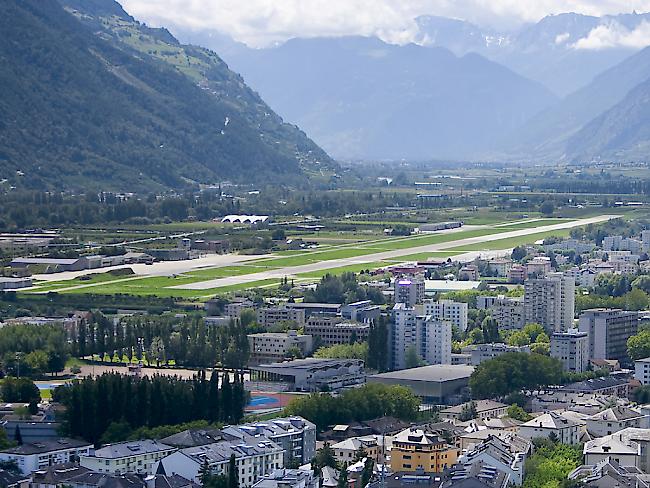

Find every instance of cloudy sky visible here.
[120,0,650,47]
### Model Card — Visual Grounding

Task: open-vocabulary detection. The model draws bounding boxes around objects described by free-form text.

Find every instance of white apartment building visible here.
[417,299,468,331]
[635,358,650,385]
[578,309,638,366]
[225,299,256,319]
[476,296,498,310]
[391,303,451,370]
[491,296,525,330]
[393,274,426,307]
[0,439,92,475]
[585,407,648,438]
[524,272,575,332]
[526,256,551,277]
[256,308,306,328]
[550,329,590,373]
[247,331,313,366]
[156,436,283,487]
[519,412,581,445]
[463,343,530,366]
[79,440,176,475]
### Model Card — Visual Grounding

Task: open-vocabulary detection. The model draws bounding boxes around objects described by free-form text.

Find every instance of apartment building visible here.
[390,427,459,473]
[225,417,316,465]
[256,308,306,328]
[305,318,370,347]
[247,332,313,366]
[391,304,452,370]
[524,272,575,332]
[394,274,426,307]
[578,309,638,366]
[491,296,525,330]
[550,329,590,373]
[635,358,650,385]
[0,439,92,475]
[463,343,530,366]
[417,299,468,332]
[79,440,176,475]
[156,435,283,487]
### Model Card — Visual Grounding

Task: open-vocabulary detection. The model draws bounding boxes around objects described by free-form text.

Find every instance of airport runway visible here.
[171,214,616,290]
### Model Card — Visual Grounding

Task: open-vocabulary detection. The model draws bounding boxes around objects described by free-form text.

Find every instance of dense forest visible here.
[55,371,246,443]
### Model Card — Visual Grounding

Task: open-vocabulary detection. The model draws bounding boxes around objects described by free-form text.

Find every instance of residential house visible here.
[251,469,318,488]
[79,440,176,475]
[439,401,508,422]
[331,436,382,465]
[0,438,92,475]
[583,434,641,468]
[586,406,648,438]
[390,427,459,474]
[457,435,530,486]
[154,434,283,487]
[518,412,581,444]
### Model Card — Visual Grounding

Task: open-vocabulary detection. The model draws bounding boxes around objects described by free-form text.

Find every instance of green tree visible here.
[148,337,166,367]
[367,317,389,372]
[458,401,478,421]
[314,343,368,361]
[199,459,212,486]
[507,404,532,422]
[337,463,347,488]
[522,323,545,343]
[628,330,650,361]
[314,443,338,470]
[507,330,530,347]
[469,353,563,399]
[1,377,40,403]
[511,246,527,262]
[633,275,650,294]
[25,350,49,376]
[529,342,550,356]
[228,454,238,488]
[522,441,582,488]
[360,458,374,488]
[354,446,368,462]
[635,385,650,404]
[404,346,424,369]
[540,201,555,216]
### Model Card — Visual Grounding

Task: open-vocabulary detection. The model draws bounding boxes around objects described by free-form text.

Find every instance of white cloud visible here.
[573,20,650,49]
[555,33,571,44]
[119,0,650,47]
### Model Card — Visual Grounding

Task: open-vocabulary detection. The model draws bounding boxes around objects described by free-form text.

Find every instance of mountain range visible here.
[185,36,556,161]
[0,0,335,191]
[3,0,650,187]
[176,11,650,163]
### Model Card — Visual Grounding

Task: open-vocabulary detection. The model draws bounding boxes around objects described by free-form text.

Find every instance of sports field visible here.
[23,214,616,299]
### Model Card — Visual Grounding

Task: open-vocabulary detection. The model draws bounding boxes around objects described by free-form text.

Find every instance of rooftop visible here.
[91,440,174,459]
[370,365,474,383]
[252,358,363,371]
[0,438,90,455]
[440,400,507,415]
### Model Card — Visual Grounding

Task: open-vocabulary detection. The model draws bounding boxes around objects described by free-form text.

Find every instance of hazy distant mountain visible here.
[416,12,650,96]
[198,36,556,161]
[0,0,333,191]
[567,77,650,160]
[506,46,650,159]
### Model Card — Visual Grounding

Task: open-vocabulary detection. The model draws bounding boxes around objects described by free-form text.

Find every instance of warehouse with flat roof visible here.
[368,365,474,405]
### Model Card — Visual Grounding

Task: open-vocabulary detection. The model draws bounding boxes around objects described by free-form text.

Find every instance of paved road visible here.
[31,252,273,283]
[172,214,616,290]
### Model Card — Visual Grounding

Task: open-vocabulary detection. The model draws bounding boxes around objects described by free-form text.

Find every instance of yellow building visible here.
[390,428,459,473]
